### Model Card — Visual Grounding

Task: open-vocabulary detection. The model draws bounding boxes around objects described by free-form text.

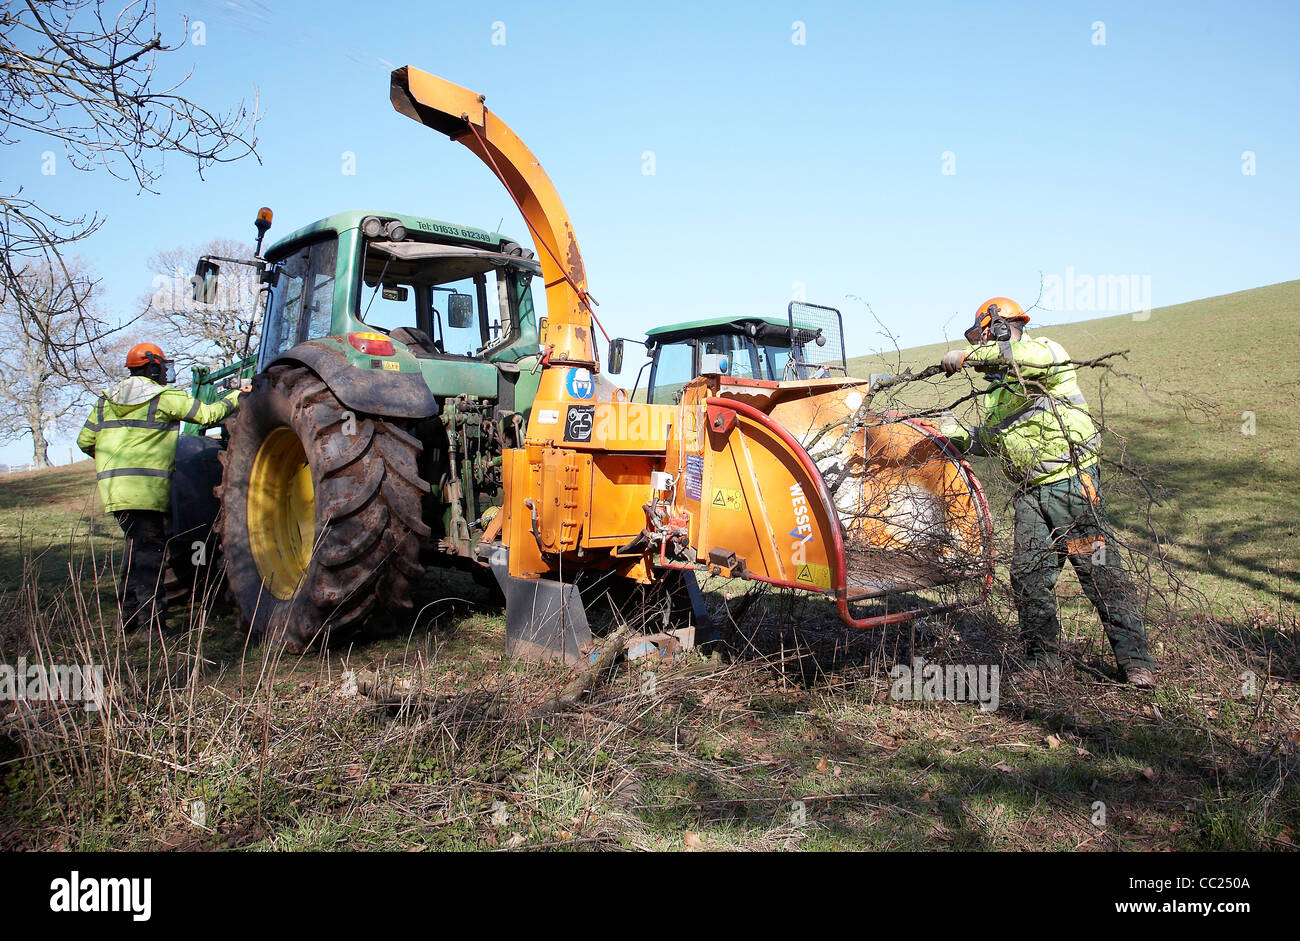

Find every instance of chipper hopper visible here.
[389,67,995,662]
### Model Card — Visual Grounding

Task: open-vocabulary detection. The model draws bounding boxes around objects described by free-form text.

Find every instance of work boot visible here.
[1125,666,1156,689]
[1027,651,1062,673]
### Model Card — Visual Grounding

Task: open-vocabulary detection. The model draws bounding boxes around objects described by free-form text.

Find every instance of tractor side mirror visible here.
[447,293,474,328]
[607,338,625,374]
[192,259,220,304]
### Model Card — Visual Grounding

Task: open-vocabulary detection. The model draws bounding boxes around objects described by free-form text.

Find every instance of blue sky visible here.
[4,0,1297,465]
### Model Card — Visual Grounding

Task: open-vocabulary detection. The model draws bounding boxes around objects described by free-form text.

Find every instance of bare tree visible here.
[0,0,260,379]
[0,258,109,467]
[140,236,262,376]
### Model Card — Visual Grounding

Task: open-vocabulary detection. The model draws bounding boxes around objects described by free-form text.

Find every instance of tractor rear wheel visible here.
[215,363,430,651]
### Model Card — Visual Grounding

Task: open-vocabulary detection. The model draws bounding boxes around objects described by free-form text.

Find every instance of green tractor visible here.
[619,305,850,405]
[181,208,549,650]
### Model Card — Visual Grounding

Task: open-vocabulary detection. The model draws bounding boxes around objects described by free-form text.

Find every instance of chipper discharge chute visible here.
[390,66,994,663]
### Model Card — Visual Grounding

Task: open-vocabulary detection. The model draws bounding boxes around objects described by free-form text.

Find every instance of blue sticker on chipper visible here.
[684,454,704,501]
[565,367,595,400]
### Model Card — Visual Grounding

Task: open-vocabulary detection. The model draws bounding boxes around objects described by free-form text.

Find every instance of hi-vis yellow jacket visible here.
[76,377,240,513]
[942,332,1100,487]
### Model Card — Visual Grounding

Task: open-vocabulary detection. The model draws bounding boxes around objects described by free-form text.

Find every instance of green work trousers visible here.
[1009,467,1154,675]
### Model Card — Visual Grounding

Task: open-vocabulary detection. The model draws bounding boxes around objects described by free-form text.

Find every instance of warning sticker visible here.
[793,562,832,589]
[711,487,742,511]
[683,454,703,502]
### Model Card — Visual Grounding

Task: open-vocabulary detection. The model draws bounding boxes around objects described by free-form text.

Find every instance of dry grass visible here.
[1,550,1295,851]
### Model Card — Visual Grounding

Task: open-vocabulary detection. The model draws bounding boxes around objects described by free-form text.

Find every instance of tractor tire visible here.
[215,363,430,651]
[164,434,226,609]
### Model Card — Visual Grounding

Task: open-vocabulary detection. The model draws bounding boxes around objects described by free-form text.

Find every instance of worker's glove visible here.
[941,350,967,376]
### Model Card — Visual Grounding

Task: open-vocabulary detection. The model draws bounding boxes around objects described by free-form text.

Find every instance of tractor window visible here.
[766,345,795,380]
[262,237,339,363]
[649,341,693,405]
[431,273,502,357]
[358,247,514,359]
[762,340,832,380]
[359,282,416,334]
[700,334,762,379]
[308,261,336,339]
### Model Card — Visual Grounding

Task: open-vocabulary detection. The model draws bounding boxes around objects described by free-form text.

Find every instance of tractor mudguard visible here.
[273,339,439,420]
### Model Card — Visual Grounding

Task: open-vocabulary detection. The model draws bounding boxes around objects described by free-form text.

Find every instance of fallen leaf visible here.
[993,761,1015,773]
[816,755,829,772]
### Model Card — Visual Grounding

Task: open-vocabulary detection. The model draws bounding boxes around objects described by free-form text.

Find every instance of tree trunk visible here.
[30,420,49,468]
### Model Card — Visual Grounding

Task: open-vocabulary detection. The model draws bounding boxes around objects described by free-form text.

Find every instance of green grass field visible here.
[0,283,1296,852]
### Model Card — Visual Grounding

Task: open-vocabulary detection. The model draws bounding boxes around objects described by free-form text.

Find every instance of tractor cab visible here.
[254,211,544,389]
[632,303,847,405]
[191,209,547,407]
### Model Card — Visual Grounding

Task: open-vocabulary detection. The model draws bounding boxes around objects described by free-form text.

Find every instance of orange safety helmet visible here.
[966,297,1029,343]
[125,342,166,369]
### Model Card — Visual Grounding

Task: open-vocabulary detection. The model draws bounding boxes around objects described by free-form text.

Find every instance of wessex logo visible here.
[789,483,815,549]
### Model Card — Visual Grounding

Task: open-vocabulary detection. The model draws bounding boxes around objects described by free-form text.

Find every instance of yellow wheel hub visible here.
[248,426,316,600]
